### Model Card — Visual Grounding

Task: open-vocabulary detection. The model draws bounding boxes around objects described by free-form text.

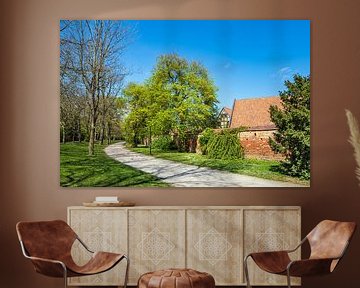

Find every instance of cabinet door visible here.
[243,209,301,286]
[68,208,127,286]
[187,209,243,285]
[128,209,186,284]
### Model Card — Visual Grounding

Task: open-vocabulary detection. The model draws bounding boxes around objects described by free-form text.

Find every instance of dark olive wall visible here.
[1,0,360,287]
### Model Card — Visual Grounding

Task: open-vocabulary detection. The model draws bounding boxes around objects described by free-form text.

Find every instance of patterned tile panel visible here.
[244,209,301,286]
[187,209,243,285]
[68,209,127,286]
[138,228,175,264]
[128,209,186,284]
[194,227,232,265]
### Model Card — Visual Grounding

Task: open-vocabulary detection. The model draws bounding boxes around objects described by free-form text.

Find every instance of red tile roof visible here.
[218,106,232,117]
[223,107,232,116]
[229,96,282,129]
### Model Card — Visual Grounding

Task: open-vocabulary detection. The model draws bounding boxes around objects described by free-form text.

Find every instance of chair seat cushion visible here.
[138,268,215,288]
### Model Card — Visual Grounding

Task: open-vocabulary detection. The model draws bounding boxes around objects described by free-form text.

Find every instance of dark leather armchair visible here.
[16,220,129,288]
[244,220,356,288]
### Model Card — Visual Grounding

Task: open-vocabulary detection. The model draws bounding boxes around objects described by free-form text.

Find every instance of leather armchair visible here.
[16,220,129,288]
[244,220,356,288]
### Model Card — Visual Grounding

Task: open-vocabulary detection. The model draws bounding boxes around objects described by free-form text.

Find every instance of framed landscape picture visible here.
[60,20,310,187]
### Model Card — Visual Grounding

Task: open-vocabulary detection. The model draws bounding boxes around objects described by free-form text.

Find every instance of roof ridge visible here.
[234,95,279,101]
[229,96,281,129]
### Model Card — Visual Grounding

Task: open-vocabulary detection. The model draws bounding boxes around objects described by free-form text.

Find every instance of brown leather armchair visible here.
[244,220,356,288]
[16,220,129,288]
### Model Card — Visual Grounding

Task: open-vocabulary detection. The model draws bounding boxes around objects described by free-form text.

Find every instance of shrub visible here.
[207,132,244,160]
[151,135,174,151]
[198,128,216,155]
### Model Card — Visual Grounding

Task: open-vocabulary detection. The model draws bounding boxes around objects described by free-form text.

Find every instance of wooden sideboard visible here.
[67,206,301,286]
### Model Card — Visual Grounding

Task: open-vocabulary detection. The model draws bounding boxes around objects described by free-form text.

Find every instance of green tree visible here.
[123,83,151,147]
[100,96,126,144]
[269,74,310,179]
[124,53,218,151]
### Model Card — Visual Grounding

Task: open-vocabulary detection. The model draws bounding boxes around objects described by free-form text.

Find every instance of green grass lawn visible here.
[131,146,310,186]
[60,142,169,187]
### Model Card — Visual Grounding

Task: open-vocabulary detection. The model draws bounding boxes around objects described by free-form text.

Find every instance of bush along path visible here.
[105,142,306,187]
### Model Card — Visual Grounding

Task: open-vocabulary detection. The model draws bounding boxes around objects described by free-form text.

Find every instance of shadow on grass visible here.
[60,142,170,187]
[269,163,284,173]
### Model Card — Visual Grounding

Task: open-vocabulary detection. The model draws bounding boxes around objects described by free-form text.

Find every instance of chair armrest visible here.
[248,250,289,256]
[287,258,336,277]
[26,255,65,265]
[19,240,67,277]
[26,255,67,278]
[245,237,306,259]
[286,237,307,253]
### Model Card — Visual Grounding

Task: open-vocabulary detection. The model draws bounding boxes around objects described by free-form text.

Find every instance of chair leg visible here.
[123,255,130,288]
[244,255,252,288]
[286,270,291,288]
[62,265,68,288]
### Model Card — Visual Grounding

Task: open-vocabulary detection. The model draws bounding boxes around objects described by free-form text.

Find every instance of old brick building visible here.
[229,96,283,160]
[218,106,232,128]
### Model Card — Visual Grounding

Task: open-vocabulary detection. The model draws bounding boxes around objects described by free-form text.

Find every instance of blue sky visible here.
[122,20,310,109]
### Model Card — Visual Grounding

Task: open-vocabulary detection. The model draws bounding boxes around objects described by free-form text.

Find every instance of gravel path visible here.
[104,142,305,187]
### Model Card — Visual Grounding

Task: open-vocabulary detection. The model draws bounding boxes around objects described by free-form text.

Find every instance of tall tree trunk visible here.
[62,124,66,144]
[173,133,181,151]
[86,114,91,141]
[88,114,96,156]
[78,118,81,142]
[100,116,105,145]
[189,136,197,153]
[107,122,112,145]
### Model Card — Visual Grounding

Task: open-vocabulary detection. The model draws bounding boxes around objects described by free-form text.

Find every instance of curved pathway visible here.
[105,142,305,187]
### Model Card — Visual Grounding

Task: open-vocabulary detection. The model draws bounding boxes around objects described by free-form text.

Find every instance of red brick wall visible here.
[239,130,284,160]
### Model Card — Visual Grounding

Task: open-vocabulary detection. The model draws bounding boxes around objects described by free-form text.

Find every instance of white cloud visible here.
[277,66,297,82]
[279,66,291,73]
[223,62,231,69]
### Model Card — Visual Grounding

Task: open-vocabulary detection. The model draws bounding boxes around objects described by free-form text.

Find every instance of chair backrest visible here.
[307,220,356,261]
[16,220,77,261]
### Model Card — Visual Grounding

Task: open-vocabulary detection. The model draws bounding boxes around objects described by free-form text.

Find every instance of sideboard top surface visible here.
[68,205,301,210]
